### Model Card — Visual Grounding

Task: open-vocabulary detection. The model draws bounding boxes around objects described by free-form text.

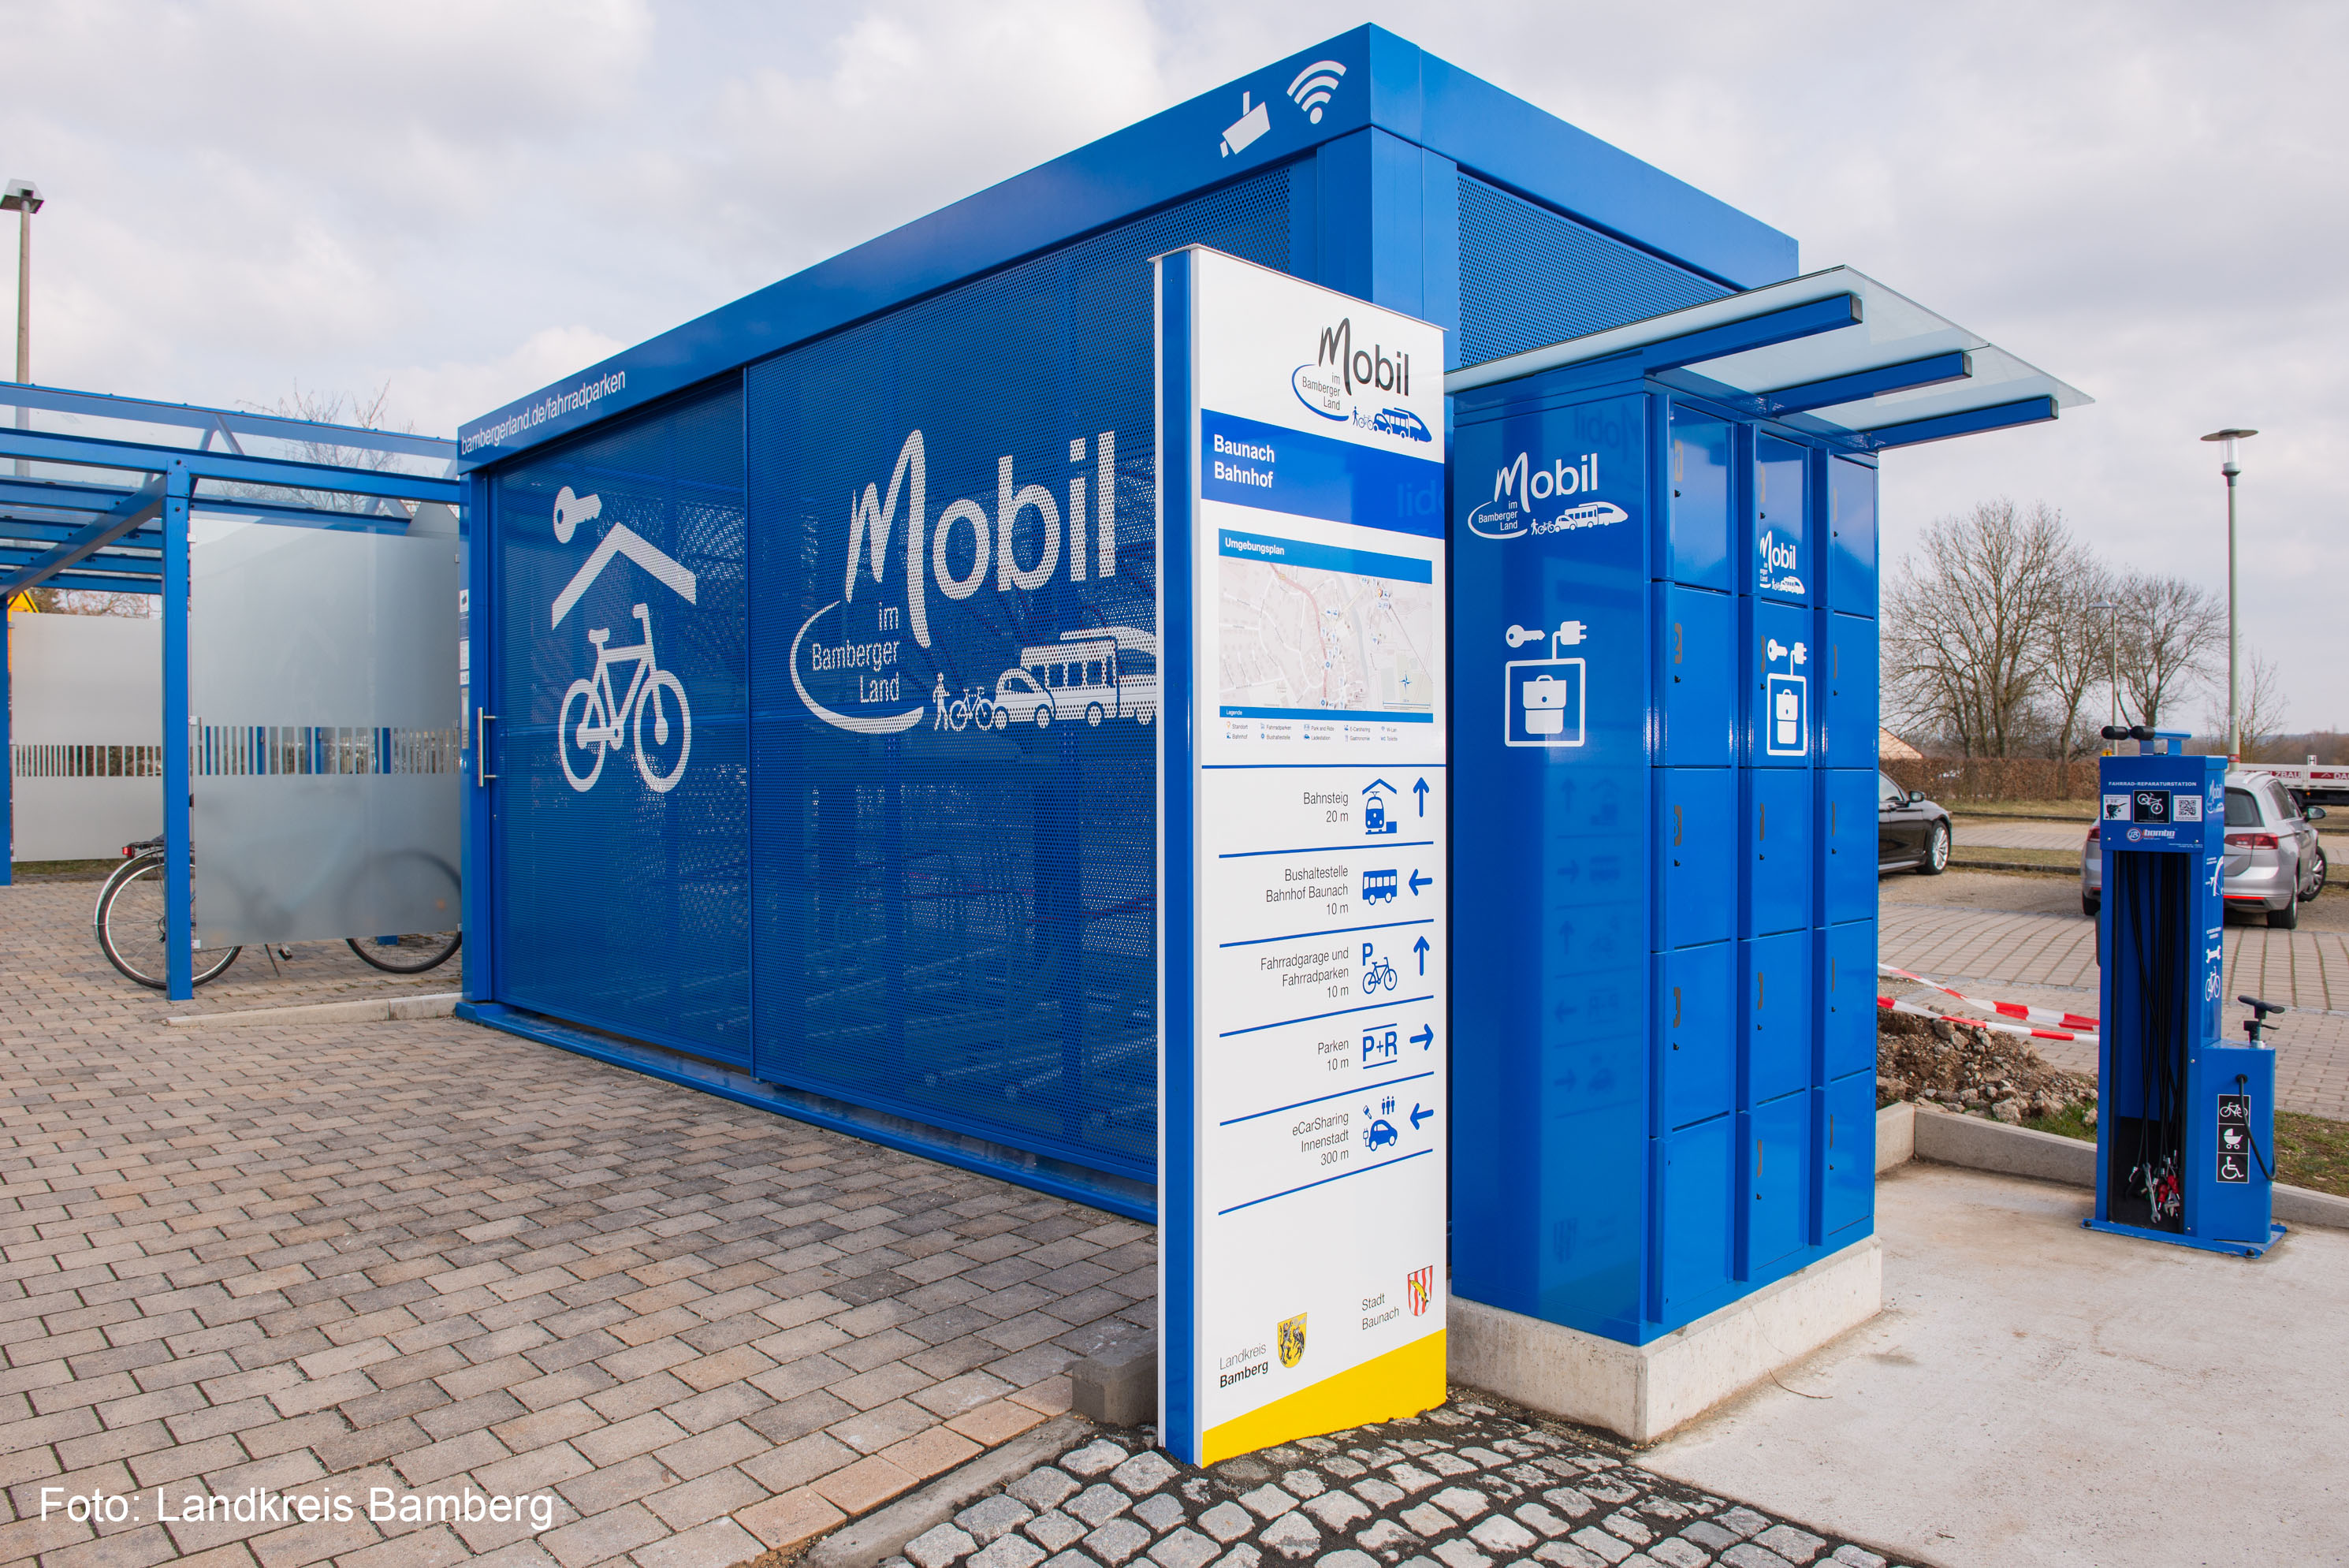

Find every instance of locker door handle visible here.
[1673,623,1684,664]
[1756,971,1765,1011]
[1830,802,1838,836]
[1756,1140,1765,1180]
[1672,986,1681,1029]
[1758,802,1766,840]
[1673,804,1684,847]
[1830,1112,1837,1148]
[476,710,497,787]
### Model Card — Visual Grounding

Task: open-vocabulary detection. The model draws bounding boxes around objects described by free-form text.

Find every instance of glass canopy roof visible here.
[1446,266,2090,448]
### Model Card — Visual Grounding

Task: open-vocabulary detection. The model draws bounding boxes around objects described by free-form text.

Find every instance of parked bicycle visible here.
[95,838,460,989]
[559,602,691,792]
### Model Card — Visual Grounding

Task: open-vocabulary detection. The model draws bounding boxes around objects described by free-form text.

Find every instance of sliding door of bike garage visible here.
[492,382,751,1065]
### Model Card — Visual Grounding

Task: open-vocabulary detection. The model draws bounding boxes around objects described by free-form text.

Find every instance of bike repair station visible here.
[10,23,2224,1457]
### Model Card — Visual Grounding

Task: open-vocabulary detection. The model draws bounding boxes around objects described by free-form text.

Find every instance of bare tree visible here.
[2034,551,2117,780]
[229,382,415,518]
[2225,648,2289,760]
[2112,572,2223,732]
[1883,498,2074,757]
[9,586,154,616]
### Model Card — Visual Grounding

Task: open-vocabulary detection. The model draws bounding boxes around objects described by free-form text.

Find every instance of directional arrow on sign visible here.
[1408,869,1432,896]
[1409,1104,1434,1131]
[1413,778,1430,817]
[1413,935,1430,975]
[1410,1025,1434,1050]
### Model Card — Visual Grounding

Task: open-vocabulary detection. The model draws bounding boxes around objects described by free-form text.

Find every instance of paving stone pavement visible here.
[883,1400,1911,1568]
[1878,897,2349,1119]
[0,879,1151,1568]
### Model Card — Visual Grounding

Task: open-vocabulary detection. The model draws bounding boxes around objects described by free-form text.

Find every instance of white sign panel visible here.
[1158,248,1447,1466]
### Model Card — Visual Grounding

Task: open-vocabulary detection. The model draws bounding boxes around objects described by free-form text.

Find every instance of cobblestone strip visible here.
[876,1398,1913,1568]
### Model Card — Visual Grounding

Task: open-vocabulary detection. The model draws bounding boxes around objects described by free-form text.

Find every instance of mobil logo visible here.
[1759,528,1805,595]
[1466,449,1626,541]
[793,428,1157,739]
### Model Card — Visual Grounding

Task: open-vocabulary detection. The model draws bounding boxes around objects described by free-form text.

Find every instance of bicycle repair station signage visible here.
[1156,248,1449,1466]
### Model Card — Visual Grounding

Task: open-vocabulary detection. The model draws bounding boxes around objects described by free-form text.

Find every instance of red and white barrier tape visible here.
[1876,993,2098,1045]
[1878,963,2100,1031]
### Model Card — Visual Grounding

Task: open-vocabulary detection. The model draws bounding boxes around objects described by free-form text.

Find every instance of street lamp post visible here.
[2089,600,2119,751]
[2202,427,2258,761]
[1,178,39,386]
[1,179,39,483]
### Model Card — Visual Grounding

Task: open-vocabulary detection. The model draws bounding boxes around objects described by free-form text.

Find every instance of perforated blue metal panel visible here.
[492,383,750,1063]
[1455,176,1731,367]
[744,166,1295,1183]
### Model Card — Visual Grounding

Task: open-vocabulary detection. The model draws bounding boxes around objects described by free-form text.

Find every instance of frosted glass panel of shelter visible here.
[188,517,462,947]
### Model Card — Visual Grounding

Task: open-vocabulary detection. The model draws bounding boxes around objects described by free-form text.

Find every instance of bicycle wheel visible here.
[95,852,241,989]
[347,931,462,974]
[632,669,692,792]
[558,679,609,791]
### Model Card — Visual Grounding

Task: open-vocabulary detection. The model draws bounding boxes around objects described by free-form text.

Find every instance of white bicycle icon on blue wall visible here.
[558,602,692,793]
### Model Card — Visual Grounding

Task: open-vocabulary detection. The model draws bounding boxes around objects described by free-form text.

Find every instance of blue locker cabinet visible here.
[1656,769,1733,950]
[1656,584,1733,765]
[1823,612,1878,769]
[1658,942,1733,1131]
[1744,1091,1810,1271]
[1745,769,1813,936]
[1826,456,1878,618]
[1821,918,1878,1083]
[1455,371,1877,1348]
[1748,598,1814,767]
[1819,1073,1876,1238]
[1820,770,1878,917]
[1667,410,1733,590]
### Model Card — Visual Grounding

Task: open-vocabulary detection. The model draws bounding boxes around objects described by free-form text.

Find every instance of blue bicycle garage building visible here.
[456,25,2079,1415]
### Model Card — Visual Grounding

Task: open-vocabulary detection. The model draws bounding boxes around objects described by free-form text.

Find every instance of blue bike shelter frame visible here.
[0,382,462,997]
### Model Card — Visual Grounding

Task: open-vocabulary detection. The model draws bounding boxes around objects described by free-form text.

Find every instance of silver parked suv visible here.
[2080,770,2329,928]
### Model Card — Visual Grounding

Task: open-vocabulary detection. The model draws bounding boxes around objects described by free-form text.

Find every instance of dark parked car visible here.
[1878,770,1953,874]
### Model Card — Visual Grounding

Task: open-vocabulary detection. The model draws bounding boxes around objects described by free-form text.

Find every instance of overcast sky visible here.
[6,1,2342,730]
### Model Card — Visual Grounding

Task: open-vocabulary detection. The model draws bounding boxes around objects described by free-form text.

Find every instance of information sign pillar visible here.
[1156,248,1449,1465]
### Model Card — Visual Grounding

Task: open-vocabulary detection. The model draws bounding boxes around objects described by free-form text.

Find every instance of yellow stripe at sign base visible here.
[1200,1330,1446,1466]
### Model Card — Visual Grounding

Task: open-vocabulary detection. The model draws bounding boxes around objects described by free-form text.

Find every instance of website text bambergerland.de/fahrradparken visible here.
[39,1485,560,1533]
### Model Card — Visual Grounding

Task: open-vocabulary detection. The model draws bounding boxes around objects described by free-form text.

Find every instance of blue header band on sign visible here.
[1215,531,1432,583]
[1201,410,1445,538]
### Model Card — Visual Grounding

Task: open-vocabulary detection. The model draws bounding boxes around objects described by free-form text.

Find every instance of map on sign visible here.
[1218,553,1434,717]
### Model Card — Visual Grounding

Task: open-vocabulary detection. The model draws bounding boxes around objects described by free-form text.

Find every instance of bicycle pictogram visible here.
[1361,956,1398,993]
[558,602,692,793]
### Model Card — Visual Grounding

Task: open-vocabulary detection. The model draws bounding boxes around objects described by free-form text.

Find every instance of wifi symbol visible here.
[1287,59,1346,124]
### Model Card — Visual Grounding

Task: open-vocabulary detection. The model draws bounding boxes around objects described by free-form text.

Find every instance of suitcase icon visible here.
[1523,674,1567,736]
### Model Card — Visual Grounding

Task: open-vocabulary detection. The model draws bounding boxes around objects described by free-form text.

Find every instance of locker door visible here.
[1752,435,1809,605]
[1656,584,1732,766]
[1827,456,1878,616]
[1822,918,1878,1082]
[1744,929,1811,1105]
[1655,769,1732,949]
[1658,942,1733,1130]
[1824,612,1878,769]
[1745,769,1813,937]
[1748,598,1812,766]
[1821,769,1878,921]
[1744,1091,1809,1272]
[1662,1114,1734,1316]
[1668,409,1733,590]
[1822,1072,1877,1238]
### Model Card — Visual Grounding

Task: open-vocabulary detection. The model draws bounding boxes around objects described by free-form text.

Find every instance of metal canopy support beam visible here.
[1751,350,1972,417]
[163,471,192,1000]
[0,478,164,595]
[0,429,459,505]
[1852,395,2058,451]
[1637,294,1863,375]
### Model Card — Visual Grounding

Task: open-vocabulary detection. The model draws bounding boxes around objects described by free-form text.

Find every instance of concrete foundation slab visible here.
[1450,1236,1883,1443]
[1642,1162,2349,1566]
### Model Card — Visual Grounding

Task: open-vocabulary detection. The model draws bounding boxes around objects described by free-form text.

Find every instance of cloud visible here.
[3,0,2343,724]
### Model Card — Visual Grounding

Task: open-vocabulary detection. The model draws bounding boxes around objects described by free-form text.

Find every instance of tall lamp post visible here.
[2201,427,2258,761]
[2,178,39,482]
[2090,599,2119,752]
